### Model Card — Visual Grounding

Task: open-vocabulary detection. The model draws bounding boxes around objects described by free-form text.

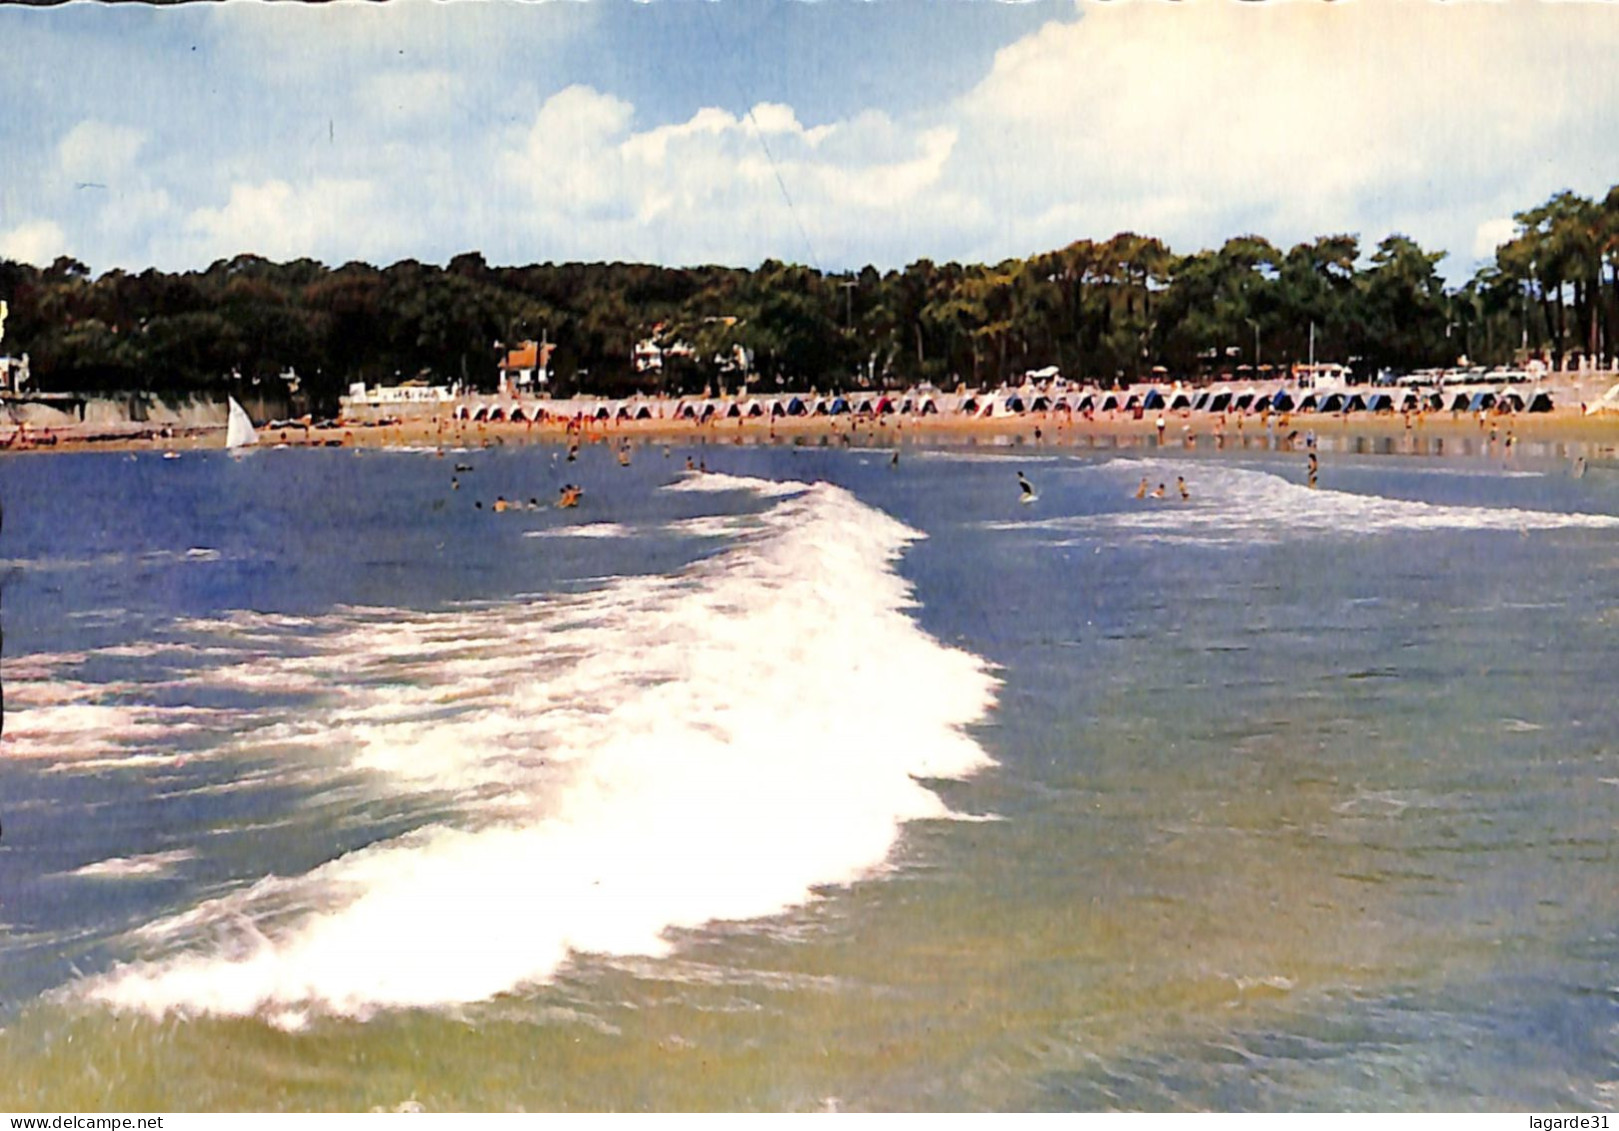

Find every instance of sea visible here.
[1,432,1616,1112]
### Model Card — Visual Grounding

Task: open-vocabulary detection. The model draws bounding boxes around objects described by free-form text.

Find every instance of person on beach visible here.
[1308,452,1319,489]
[1156,415,1167,443]
[1135,476,1150,499]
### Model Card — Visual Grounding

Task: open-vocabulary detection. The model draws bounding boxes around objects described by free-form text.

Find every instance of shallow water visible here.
[1,440,1616,1111]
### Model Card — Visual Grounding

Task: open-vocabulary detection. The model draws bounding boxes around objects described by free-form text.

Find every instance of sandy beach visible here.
[12,401,1619,463]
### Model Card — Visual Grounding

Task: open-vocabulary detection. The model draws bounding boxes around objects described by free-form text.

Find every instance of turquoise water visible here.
[1,439,1616,1111]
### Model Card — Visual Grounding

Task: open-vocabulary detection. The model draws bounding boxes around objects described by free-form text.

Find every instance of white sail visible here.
[226,396,258,449]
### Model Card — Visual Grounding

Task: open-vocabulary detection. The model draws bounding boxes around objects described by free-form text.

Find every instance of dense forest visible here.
[2,184,1617,412]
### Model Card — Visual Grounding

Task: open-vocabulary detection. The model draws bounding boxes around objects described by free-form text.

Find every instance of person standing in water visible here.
[1135,476,1150,499]
[1017,471,1036,499]
[1177,476,1189,500]
[1307,451,1319,489]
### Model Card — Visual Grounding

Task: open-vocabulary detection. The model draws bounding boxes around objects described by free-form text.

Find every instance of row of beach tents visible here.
[449,384,1555,424]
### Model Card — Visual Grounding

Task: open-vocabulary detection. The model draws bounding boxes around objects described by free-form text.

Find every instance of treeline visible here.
[2,185,1617,412]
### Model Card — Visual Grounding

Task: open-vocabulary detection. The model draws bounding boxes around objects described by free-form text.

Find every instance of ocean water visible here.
[1,438,1616,1111]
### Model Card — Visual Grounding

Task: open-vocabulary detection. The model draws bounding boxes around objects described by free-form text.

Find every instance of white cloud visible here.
[941,0,1619,268]
[493,86,972,266]
[57,121,146,184]
[1472,217,1519,260]
[178,179,381,264]
[0,219,67,265]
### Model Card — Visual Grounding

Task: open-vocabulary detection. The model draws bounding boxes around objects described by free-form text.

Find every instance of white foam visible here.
[662,471,811,497]
[69,849,197,880]
[80,481,999,1022]
[523,523,633,539]
[1000,459,1619,546]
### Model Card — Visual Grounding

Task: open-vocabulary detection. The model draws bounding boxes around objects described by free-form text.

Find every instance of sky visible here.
[2,0,1619,285]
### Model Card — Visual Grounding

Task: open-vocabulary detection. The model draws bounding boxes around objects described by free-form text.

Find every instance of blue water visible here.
[2,439,1617,1111]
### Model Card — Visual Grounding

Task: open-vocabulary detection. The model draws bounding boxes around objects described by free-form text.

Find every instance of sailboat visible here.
[226,396,258,452]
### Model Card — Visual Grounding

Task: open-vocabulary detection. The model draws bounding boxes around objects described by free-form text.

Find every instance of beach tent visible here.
[828,396,851,415]
[874,396,895,415]
[699,402,718,420]
[635,405,654,420]
[1140,389,1166,411]
[1123,394,1141,411]
[1030,395,1052,412]
[785,396,807,417]
[1528,391,1553,413]
[472,406,490,422]
[614,405,632,421]
[1271,390,1296,412]
[1051,397,1070,413]
[1074,394,1096,412]
[918,397,939,415]
[1448,392,1472,412]
[1399,393,1421,412]
[744,400,765,417]
[1366,393,1393,413]
[593,405,611,420]
[677,402,697,420]
[1467,391,1496,413]
[959,397,980,415]
[1232,393,1255,412]
[1001,394,1027,414]
[1100,394,1120,412]
[510,407,528,422]
[1499,393,1525,412]
[1192,392,1211,412]
[1168,392,1192,411]
[1208,392,1231,413]
[1318,393,1346,413]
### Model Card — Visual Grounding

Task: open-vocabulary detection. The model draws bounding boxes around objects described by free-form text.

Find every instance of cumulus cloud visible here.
[0,219,68,266]
[177,179,381,264]
[942,0,1619,268]
[10,0,1618,279]
[493,85,971,267]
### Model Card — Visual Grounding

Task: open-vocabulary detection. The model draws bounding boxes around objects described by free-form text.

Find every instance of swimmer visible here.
[1017,471,1036,499]
[1307,451,1319,489]
[1135,477,1150,499]
[493,496,509,513]
[1150,483,1166,499]
[1177,476,1189,500]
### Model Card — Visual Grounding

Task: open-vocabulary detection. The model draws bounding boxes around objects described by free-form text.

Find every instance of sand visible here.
[7,404,1619,461]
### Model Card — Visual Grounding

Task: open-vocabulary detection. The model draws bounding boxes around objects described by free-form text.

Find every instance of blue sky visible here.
[3,0,1618,284]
